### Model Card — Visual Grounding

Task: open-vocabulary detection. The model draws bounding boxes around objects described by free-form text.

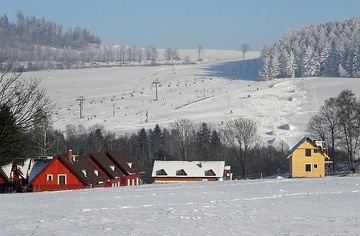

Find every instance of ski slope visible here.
[23,49,360,148]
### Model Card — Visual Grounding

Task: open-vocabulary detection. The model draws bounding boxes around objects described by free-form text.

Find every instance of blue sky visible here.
[0,0,359,50]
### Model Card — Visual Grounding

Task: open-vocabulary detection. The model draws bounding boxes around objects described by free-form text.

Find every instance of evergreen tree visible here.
[195,122,212,161]
[0,104,26,165]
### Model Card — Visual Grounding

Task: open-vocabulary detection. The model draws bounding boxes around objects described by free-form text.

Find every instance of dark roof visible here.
[288,137,330,159]
[72,154,109,186]
[289,137,313,154]
[88,152,126,179]
[0,168,9,182]
[105,150,144,175]
[27,150,142,187]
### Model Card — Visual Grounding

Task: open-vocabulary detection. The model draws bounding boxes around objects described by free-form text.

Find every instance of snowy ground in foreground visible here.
[1,176,360,235]
[23,49,360,148]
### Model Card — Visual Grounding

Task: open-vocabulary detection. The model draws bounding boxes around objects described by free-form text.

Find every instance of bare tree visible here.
[336,90,360,170]
[0,55,53,131]
[170,118,194,161]
[240,43,250,58]
[222,118,259,178]
[306,97,340,160]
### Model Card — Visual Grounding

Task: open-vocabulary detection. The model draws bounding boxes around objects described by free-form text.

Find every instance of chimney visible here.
[68,149,73,163]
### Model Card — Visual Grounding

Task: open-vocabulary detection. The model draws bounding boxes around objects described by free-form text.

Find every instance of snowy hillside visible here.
[1,176,360,235]
[23,49,360,148]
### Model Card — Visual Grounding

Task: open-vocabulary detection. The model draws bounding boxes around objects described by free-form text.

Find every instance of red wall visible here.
[121,174,141,186]
[30,158,85,192]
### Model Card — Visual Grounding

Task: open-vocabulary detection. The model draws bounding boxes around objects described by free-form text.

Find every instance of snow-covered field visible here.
[23,49,360,148]
[1,176,360,235]
[6,50,360,235]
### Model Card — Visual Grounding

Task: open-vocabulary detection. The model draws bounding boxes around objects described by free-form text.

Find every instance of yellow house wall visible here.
[290,141,326,178]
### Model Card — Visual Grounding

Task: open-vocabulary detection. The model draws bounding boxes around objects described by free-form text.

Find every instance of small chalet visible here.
[287,137,333,178]
[152,161,232,183]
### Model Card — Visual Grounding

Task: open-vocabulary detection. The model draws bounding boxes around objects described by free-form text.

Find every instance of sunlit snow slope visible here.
[23,50,360,148]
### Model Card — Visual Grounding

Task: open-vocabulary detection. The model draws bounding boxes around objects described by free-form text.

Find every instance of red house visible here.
[26,149,143,192]
[27,153,88,192]
[105,150,144,186]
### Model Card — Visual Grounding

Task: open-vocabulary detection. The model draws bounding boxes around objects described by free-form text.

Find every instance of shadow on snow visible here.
[199,58,261,81]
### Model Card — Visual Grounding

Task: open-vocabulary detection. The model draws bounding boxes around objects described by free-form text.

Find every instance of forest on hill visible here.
[259,17,360,80]
[0,12,175,71]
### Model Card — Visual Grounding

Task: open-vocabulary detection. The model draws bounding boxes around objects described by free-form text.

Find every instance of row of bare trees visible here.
[26,117,289,182]
[307,90,360,171]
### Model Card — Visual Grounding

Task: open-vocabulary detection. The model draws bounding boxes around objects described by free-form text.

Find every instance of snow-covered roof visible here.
[151,161,226,178]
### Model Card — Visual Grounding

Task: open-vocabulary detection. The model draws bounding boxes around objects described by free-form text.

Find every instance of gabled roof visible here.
[287,137,330,159]
[0,168,9,182]
[88,152,126,179]
[105,150,144,175]
[27,154,89,186]
[28,159,52,183]
[72,154,109,185]
[26,149,142,187]
[151,161,225,178]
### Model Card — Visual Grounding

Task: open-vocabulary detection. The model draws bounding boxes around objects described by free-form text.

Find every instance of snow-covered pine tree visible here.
[259,45,273,81]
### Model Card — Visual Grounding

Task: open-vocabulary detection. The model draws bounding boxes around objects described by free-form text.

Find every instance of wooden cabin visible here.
[152,161,232,183]
[287,137,332,178]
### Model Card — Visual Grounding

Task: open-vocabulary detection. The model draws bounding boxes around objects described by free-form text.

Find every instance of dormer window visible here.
[205,169,216,176]
[127,162,133,168]
[156,169,167,175]
[94,170,99,176]
[109,165,115,171]
[82,170,87,177]
[176,169,187,176]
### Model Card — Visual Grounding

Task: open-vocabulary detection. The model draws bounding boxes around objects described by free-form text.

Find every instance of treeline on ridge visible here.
[260,17,360,80]
[0,11,100,50]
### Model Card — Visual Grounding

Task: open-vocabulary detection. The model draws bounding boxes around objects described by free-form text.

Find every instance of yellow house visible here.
[287,137,332,178]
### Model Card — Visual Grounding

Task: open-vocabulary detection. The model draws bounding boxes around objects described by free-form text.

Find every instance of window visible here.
[109,165,115,171]
[156,169,167,175]
[176,169,187,176]
[305,149,311,157]
[314,149,318,153]
[127,162,133,168]
[305,164,311,172]
[46,174,53,182]
[205,169,216,176]
[58,174,67,185]
[314,164,318,168]
[94,170,99,176]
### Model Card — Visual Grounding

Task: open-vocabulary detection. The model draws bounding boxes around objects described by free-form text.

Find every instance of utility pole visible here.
[76,96,85,118]
[152,78,160,101]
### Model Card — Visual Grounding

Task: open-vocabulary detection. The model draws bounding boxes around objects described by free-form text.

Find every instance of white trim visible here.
[46,174,53,182]
[58,174,67,185]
